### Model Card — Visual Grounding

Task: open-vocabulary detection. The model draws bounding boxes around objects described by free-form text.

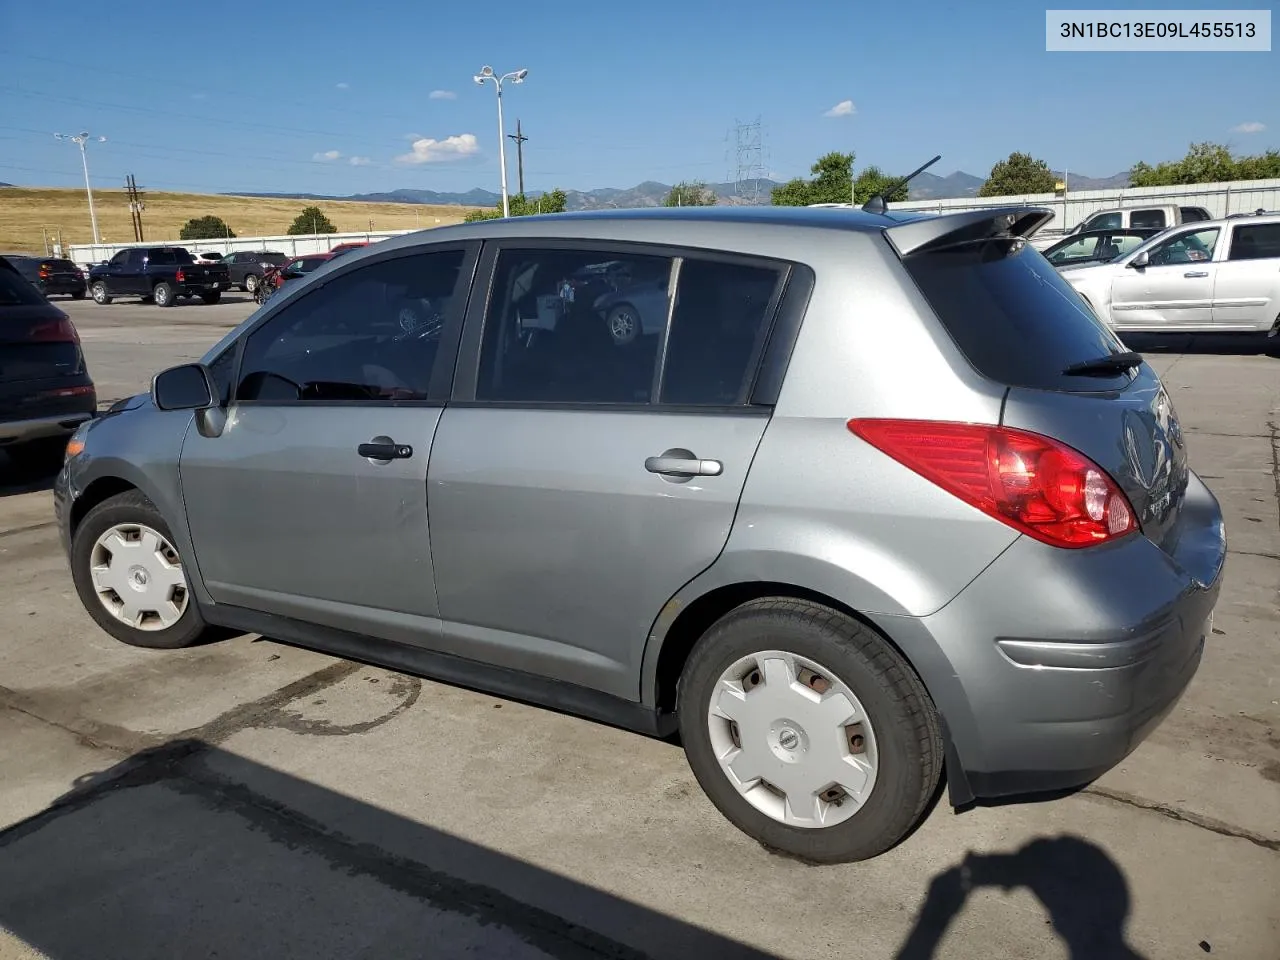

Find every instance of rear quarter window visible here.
[0,264,45,305]
[902,237,1129,393]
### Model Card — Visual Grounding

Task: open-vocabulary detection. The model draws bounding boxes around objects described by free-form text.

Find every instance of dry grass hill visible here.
[0,187,480,253]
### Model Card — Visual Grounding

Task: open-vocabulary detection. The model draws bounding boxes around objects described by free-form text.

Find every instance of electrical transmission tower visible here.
[729,117,767,204]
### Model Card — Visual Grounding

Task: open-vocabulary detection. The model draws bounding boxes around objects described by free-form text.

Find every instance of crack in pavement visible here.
[1082,786,1280,853]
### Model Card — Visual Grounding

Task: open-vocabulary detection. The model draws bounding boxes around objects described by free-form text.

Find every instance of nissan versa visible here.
[55,207,1225,863]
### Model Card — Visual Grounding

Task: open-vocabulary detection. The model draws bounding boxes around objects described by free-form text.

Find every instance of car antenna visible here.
[861,154,942,215]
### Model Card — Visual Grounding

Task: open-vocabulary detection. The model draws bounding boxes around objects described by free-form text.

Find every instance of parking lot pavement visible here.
[1,320,1277,959]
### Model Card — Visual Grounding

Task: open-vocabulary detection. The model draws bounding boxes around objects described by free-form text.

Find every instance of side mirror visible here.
[153,363,216,411]
[1128,251,1149,269]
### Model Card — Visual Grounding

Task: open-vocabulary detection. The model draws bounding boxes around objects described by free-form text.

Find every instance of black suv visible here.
[222,251,288,294]
[4,255,87,299]
[0,256,96,467]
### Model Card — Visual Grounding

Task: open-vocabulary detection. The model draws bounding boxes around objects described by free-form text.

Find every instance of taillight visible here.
[28,316,81,344]
[175,268,185,283]
[846,419,1137,548]
[38,264,51,279]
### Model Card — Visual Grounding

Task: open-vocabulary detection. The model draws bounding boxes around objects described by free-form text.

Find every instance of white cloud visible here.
[824,100,856,118]
[395,133,480,164]
[349,156,371,166]
[313,150,343,162]
[335,82,350,90]
[429,89,457,100]
[1232,121,1265,134]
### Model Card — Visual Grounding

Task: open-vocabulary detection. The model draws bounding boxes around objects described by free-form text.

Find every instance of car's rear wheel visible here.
[153,282,176,308]
[70,490,212,649]
[91,282,111,305]
[71,288,86,300]
[244,274,259,294]
[678,598,943,864]
[606,303,640,345]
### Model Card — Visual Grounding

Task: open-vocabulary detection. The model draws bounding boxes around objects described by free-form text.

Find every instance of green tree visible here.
[463,188,568,222]
[771,152,856,206]
[1130,142,1280,186]
[287,206,337,235]
[852,165,909,205]
[179,215,235,240]
[664,181,717,206]
[978,152,1056,197]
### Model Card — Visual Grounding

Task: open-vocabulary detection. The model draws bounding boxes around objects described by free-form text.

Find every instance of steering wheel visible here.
[393,300,445,342]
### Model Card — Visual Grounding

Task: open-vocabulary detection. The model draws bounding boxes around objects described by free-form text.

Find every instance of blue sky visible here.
[0,0,1275,197]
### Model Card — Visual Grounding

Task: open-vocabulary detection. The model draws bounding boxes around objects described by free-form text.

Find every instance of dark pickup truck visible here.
[88,246,231,307]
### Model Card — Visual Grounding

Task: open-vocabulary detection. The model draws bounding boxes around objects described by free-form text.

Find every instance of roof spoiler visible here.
[885,207,1055,257]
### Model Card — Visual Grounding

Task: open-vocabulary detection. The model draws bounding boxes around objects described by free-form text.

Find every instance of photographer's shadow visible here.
[896,835,1147,960]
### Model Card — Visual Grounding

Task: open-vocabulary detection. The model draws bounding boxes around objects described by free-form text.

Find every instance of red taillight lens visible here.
[847,419,1137,548]
[28,317,81,344]
[175,268,185,283]
[38,265,51,279]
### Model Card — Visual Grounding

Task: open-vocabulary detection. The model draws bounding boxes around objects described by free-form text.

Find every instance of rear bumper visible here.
[0,410,95,444]
[873,471,1225,805]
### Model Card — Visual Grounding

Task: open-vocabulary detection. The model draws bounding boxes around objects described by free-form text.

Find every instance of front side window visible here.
[1046,236,1099,263]
[235,250,464,403]
[1084,212,1122,231]
[109,251,130,266]
[1147,227,1220,266]
[1228,223,1280,261]
[1129,209,1167,230]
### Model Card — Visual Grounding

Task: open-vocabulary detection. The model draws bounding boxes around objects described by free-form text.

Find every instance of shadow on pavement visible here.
[0,739,781,960]
[894,836,1146,960]
[0,449,59,498]
[1121,331,1278,357]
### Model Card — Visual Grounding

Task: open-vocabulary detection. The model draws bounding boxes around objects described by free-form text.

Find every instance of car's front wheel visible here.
[70,490,212,649]
[678,598,943,863]
[244,274,259,294]
[91,281,111,305]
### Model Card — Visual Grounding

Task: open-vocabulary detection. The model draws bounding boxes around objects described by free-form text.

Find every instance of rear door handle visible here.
[1183,271,1209,278]
[358,438,413,462]
[645,448,723,478]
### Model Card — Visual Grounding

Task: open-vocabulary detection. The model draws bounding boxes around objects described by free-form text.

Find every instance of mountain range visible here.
[230,169,1134,211]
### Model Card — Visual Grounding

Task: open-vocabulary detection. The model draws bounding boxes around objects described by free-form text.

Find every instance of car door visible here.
[100,250,135,295]
[177,242,478,640]
[1108,225,1221,330]
[1212,222,1280,330]
[427,241,793,700]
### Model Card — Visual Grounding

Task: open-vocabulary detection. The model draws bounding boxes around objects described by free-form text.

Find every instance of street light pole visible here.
[55,132,107,244]
[474,66,527,218]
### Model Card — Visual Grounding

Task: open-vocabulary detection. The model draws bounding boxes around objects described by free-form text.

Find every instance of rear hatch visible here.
[889,209,1190,557]
[1,262,94,420]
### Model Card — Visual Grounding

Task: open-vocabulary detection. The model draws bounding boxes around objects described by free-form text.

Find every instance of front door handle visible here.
[645,448,723,479]
[358,437,413,462]
[1183,271,1209,278]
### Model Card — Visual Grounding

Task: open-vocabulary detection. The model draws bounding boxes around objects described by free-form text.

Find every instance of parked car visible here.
[2,254,87,299]
[266,253,333,291]
[1041,228,1161,269]
[328,241,368,257]
[1070,203,1212,236]
[1,255,96,466]
[54,206,1224,863]
[221,251,288,294]
[88,247,231,308]
[1061,211,1280,335]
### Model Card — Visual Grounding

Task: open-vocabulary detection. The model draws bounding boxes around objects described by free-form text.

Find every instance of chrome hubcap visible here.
[89,523,188,631]
[610,309,637,343]
[706,650,878,829]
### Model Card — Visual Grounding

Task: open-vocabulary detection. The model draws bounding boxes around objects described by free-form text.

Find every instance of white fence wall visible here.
[68,228,420,267]
[885,178,1280,236]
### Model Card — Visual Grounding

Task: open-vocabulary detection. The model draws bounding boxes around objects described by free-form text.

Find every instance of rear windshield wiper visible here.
[1062,351,1144,376]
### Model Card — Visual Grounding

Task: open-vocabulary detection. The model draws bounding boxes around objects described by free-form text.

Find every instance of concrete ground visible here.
[1,298,1278,959]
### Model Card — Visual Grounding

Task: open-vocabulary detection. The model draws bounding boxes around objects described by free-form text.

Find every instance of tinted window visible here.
[903,237,1128,393]
[660,258,783,405]
[109,251,131,266]
[478,249,672,403]
[147,250,177,266]
[6,257,39,279]
[1046,236,1099,263]
[1148,227,1219,266]
[1129,209,1167,230]
[236,250,463,403]
[297,257,329,273]
[0,263,45,305]
[1228,223,1280,261]
[1180,207,1212,223]
[207,345,237,406]
[1084,212,1122,231]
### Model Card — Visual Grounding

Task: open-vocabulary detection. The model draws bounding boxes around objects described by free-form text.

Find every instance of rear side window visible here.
[1228,223,1280,261]
[903,237,1128,393]
[0,263,45,305]
[1084,213,1122,231]
[1180,207,1212,223]
[147,250,177,266]
[1129,209,1167,230]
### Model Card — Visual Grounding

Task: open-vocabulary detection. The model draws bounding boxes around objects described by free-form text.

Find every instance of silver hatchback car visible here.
[55,207,1225,863]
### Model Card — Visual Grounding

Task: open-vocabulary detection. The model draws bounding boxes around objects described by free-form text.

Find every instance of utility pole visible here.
[507,119,528,197]
[126,173,146,242]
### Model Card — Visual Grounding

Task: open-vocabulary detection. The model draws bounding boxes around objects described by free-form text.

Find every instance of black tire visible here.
[244,274,259,294]
[200,290,222,305]
[678,598,943,864]
[71,288,87,300]
[70,490,212,649]
[91,281,112,305]
[605,303,640,345]
[153,282,176,308]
